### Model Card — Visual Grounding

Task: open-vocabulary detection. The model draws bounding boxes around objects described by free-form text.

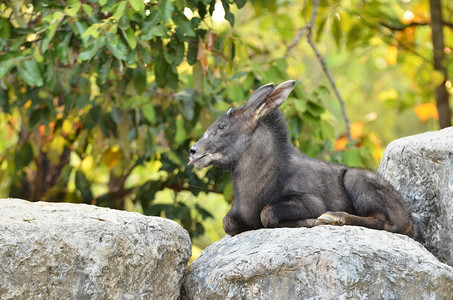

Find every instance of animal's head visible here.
[188,80,296,169]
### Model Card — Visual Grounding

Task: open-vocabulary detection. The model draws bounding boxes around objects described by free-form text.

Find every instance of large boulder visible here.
[0,198,191,299]
[378,127,453,266]
[183,226,453,299]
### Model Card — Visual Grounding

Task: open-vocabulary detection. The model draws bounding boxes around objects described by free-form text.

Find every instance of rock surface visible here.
[378,127,453,266]
[183,226,453,300]
[0,198,191,300]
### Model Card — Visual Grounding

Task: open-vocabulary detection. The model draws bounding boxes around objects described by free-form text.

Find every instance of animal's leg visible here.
[338,168,416,236]
[260,194,326,229]
[314,211,398,232]
[223,212,250,236]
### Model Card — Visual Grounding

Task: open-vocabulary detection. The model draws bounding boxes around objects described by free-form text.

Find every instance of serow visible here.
[189,80,421,241]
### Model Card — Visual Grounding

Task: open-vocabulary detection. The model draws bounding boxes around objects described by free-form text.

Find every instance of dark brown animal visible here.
[189,80,420,240]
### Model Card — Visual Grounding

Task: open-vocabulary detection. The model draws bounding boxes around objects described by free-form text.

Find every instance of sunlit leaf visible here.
[129,0,144,13]
[143,103,156,123]
[47,135,65,165]
[414,103,438,122]
[386,45,398,65]
[350,122,364,140]
[65,2,81,17]
[104,147,123,169]
[114,1,128,21]
[174,116,186,145]
[122,27,137,49]
[42,12,64,53]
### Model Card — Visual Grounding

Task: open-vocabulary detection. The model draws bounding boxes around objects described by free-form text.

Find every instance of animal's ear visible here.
[254,80,295,119]
[246,83,275,108]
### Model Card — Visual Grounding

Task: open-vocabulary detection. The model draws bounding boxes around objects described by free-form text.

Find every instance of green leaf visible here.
[123,95,148,109]
[64,2,81,17]
[0,88,9,112]
[234,0,246,8]
[75,170,93,204]
[221,0,234,26]
[57,33,72,63]
[129,0,144,12]
[343,148,362,167]
[306,100,325,117]
[84,104,101,129]
[98,59,112,84]
[121,27,137,49]
[173,13,196,37]
[142,103,156,123]
[82,24,100,38]
[0,17,11,39]
[332,14,342,48]
[19,60,43,87]
[164,37,185,65]
[78,37,105,61]
[114,1,128,21]
[275,13,293,40]
[42,12,64,53]
[106,34,128,60]
[295,99,307,113]
[159,0,174,24]
[15,142,33,170]
[0,60,15,77]
[187,38,198,65]
[142,10,160,39]
[175,88,198,120]
[142,24,167,40]
[133,68,147,94]
[82,4,93,16]
[174,116,186,145]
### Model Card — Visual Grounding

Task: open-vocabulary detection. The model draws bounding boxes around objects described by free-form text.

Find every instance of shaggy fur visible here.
[189,81,421,241]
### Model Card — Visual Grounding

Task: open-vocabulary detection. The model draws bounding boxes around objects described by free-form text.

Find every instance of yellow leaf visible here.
[385,45,398,65]
[350,122,364,140]
[335,135,348,151]
[414,103,438,122]
[81,155,94,173]
[103,147,122,169]
[47,135,65,165]
[62,119,73,135]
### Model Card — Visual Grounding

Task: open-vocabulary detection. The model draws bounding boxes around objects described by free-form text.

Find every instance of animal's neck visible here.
[231,115,292,203]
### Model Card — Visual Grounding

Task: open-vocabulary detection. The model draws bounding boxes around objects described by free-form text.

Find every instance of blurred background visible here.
[0,0,451,258]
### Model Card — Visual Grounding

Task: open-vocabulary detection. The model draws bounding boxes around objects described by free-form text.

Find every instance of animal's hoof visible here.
[316,212,345,226]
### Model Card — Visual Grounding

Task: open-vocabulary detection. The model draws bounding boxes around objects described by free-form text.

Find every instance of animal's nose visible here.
[189,146,197,156]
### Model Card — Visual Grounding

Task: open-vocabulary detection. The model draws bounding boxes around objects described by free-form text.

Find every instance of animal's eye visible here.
[218,123,226,131]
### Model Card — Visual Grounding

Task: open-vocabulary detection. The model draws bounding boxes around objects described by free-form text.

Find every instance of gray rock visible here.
[378,127,453,266]
[183,226,453,300]
[0,198,191,300]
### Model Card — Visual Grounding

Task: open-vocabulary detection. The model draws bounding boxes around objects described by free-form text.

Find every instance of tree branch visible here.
[285,0,319,58]
[379,20,453,31]
[285,0,353,141]
[306,32,352,141]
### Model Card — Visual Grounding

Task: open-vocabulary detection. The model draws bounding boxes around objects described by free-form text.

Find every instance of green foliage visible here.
[0,0,448,247]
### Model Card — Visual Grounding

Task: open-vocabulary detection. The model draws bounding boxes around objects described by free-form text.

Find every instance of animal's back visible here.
[285,149,354,212]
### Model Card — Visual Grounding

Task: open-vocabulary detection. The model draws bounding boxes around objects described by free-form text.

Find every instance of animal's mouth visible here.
[188,153,209,166]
